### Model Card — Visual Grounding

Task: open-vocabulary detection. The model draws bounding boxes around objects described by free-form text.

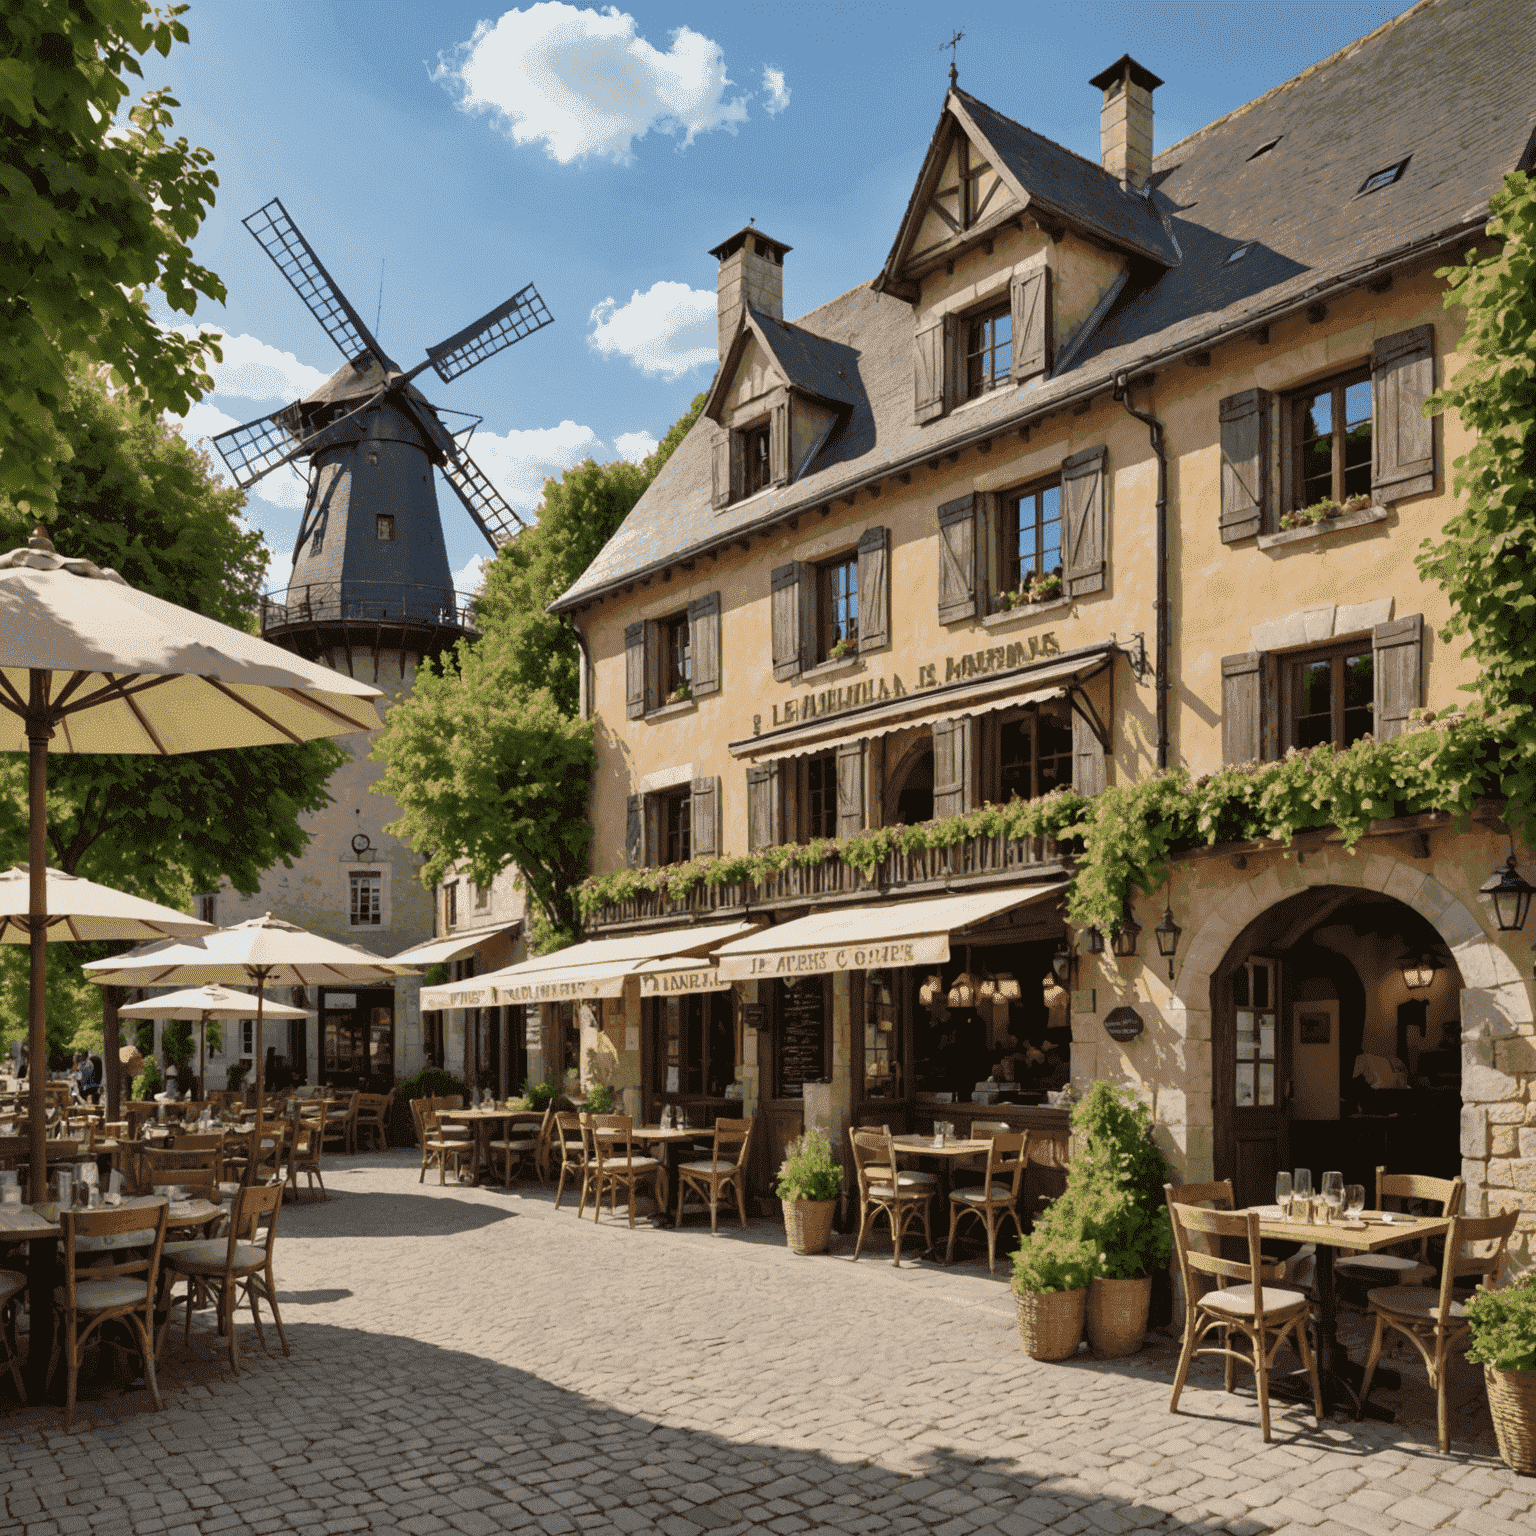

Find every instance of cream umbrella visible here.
[118,984,312,1102]
[0,528,382,1204]
[0,866,214,945]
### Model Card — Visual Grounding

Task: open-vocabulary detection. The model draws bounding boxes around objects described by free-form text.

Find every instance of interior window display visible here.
[1234,956,1278,1107]
[862,970,902,1100]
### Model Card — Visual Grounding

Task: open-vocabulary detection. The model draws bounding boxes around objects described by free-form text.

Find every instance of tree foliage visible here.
[0,1,224,518]
[374,394,706,949]
[1415,172,1536,840]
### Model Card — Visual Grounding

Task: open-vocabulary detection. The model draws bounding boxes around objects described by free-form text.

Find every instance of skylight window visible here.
[1248,137,1282,161]
[1358,158,1409,196]
[1226,244,1251,264]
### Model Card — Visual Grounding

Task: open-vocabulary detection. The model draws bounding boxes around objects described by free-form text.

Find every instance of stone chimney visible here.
[708,225,791,361]
[1089,55,1163,192]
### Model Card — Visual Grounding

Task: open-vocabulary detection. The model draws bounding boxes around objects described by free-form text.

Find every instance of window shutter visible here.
[913,319,946,423]
[1219,388,1271,543]
[1372,325,1435,502]
[1063,445,1107,598]
[856,526,890,652]
[1221,653,1266,765]
[931,718,972,819]
[1373,613,1423,741]
[625,794,644,867]
[624,623,646,720]
[688,592,721,698]
[977,491,1003,610]
[710,434,731,510]
[835,739,866,839]
[643,617,662,713]
[690,776,720,857]
[770,399,790,486]
[937,494,977,623]
[729,430,746,502]
[747,763,782,850]
[771,562,806,681]
[1071,707,1107,797]
[1011,267,1053,382]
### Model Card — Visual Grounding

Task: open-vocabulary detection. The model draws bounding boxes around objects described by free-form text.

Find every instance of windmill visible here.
[212,198,552,654]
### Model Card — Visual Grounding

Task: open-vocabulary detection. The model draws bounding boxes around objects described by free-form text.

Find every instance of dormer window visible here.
[1357,158,1409,196]
[745,421,772,495]
[1247,136,1282,161]
[1226,244,1251,264]
[965,301,1012,398]
[711,402,787,509]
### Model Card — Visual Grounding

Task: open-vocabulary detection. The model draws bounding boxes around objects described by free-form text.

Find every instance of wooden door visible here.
[1215,955,1287,1208]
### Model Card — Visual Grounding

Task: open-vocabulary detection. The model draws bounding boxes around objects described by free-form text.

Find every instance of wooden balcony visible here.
[585,828,1069,931]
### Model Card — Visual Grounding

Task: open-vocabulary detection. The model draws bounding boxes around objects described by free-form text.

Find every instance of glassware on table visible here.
[1275,1171,1293,1216]
[1345,1183,1366,1220]
[1293,1168,1312,1203]
[1321,1170,1344,1223]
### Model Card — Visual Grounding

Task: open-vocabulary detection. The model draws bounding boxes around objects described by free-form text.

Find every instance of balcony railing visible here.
[586,828,1067,929]
[259,580,479,638]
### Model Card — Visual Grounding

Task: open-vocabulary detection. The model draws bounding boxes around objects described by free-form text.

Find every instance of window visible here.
[1284,640,1373,751]
[474,881,489,911]
[661,787,691,866]
[995,706,1074,804]
[194,893,216,925]
[349,871,381,926]
[1001,480,1062,601]
[1288,369,1372,510]
[241,1020,254,1058]
[1357,158,1408,196]
[659,610,691,700]
[805,752,838,840]
[1233,957,1278,1108]
[861,970,903,1101]
[376,514,394,541]
[745,422,772,495]
[818,553,858,659]
[653,994,735,1100]
[965,302,1011,398]
[625,594,721,718]
[444,881,457,930]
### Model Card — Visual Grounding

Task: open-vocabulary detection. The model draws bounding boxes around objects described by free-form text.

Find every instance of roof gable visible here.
[704,305,864,424]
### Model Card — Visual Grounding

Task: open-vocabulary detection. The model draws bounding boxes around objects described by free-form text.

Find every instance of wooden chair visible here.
[322,1091,360,1154]
[172,1132,226,1181]
[0,1267,25,1402]
[52,1201,168,1431]
[354,1091,394,1152]
[1166,1194,1322,1442]
[158,1181,288,1372]
[552,1111,591,1213]
[1358,1206,1519,1451]
[676,1116,754,1233]
[849,1126,935,1267]
[1336,1169,1463,1290]
[488,1111,543,1191]
[945,1130,1029,1273]
[418,1101,472,1185]
[285,1114,326,1201]
[589,1114,665,1228]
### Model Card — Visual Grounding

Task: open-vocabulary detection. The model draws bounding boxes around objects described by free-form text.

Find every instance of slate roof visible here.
[704,304,863,421]
[554,0,1536,613]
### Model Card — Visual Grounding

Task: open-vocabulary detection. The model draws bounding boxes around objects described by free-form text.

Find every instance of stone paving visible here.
[1,1149,1531,1536]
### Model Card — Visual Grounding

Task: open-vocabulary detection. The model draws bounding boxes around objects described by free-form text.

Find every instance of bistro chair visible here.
[354,1090,394,1152]
[52,1201,168,1432]
[285,1114,327,1202]
[1358,1206,1519,1452]
[1336,1169,1463,1291]
[488,1111,542,1191]
[418,1102,473,1186]
[849,1126,936,1267]
[172,1132,226,1181]
[676,1115,754,1233]
[945,1129,1029,1273]
[0,1266,26,1402]
[322,1090,360,1154]
[589,1114,666,1228]
[552,1110,591,1213]
[1166,1194,1322,1443]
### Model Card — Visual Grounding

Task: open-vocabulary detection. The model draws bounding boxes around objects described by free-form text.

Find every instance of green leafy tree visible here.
[1,1,224,518]
[1417,171,1536,838]
[374,394,705,948]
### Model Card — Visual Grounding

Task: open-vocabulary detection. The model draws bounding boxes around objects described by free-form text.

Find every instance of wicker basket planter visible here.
[1485,1365,1536,1474]
[782,1198,836,1255]
[1015,1286,1086,1361]
[1086,1275,1152,1357]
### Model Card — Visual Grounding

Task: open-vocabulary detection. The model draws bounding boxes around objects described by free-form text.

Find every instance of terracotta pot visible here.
[1015,1286,1086,1361]
[782,1198,835,1255]
[1086,1275,1152,1357]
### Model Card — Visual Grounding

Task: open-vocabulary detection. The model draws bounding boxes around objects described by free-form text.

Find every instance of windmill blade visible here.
[440,442,528,550]
[424,284,553,384]
[244,198,388,369]
[210,391,381,488]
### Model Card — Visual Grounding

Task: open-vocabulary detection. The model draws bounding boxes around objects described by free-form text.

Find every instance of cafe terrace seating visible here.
[285,1113,327,1202]
[354,1090,395,1152]
[487,1109,544,1191]
[1335,1168,1462,1290]
[552,1110,591,1213]
[849,1126,936,1267]
[944,1129,1029,1274]
[0,1267,24,1402]
[589,1114,665,1228]
[416,1099,473,1185]
[676,1115,753,1233]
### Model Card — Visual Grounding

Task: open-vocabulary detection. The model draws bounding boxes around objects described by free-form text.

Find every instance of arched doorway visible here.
[1211,884,1464,1207]
[885,738,933,825]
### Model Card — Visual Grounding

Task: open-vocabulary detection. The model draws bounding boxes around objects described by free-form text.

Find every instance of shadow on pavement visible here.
[276,1188,518,1240]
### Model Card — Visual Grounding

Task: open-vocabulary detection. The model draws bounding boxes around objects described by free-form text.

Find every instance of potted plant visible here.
[1012,1228,1098,1359]
[1466,1276,1536,1472]
[1030,571,1063,601]
[776,1127,841,1254]
[669,682,691,704]
[829,638,854,660]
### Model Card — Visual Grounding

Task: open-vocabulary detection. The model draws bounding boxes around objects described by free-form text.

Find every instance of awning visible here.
[633,957,732,996]
[388,922,520,968]
[420,919,762,1009]
[712,884,1068,982]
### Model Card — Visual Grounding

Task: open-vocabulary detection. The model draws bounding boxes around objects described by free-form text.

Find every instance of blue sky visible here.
[155,0,1404,591]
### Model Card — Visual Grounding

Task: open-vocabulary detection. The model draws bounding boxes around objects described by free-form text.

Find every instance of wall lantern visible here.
[947,971,978,1009]
[1084,926,1106,955]
[1110,904,1141,959]
[1051,938,1077,988]
[1154,905,1183,981]
[1482,852,1534,933]
[1398,952,1439,991]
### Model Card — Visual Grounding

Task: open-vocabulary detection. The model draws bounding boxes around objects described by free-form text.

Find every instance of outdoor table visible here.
[595,1127,700,1227]
[439,1108,538,1189]
[891,1134,993,1227]
[1249,1204,1449,1418]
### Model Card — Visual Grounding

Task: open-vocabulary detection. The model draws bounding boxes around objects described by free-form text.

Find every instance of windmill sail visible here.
[211,391,382,489]
[425,285,554,383]
[440,441,528,548]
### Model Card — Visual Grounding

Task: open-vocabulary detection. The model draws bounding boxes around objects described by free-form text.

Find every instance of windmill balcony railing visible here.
[259,580,480,637]
[588,826,1067,929]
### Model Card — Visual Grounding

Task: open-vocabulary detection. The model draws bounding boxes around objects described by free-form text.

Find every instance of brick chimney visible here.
[708,225,791,361]
[1089,55,1163,192]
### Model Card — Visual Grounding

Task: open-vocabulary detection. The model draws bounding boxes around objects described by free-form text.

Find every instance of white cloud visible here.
[613,430,658,462]
[454,554,490,593]
[468,419,604,511]
[437,4,749,165]
[175,326,328,402]
[762,66,790,116]
[588,281,716,379]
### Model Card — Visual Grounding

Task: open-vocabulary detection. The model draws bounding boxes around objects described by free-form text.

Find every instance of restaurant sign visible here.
[1103,1006,1145,1043]
[716,935,945,982]
[496,974,627,1004]
[637,966,730,996]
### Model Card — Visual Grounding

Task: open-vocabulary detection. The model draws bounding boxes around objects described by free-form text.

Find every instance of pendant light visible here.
[947,971,977,1008]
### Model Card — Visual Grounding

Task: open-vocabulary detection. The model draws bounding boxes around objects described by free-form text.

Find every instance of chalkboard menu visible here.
[777,979,825,1099]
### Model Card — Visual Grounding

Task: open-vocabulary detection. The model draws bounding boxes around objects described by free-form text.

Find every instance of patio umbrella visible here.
[1,527,382,1203]
[84,913,418,1103]
[118,983,312,1102]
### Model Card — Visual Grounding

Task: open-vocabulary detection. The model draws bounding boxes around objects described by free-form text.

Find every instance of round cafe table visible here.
[438,1108,543,1189]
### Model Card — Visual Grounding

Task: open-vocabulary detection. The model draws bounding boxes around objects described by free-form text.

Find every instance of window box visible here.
[1256,503,1389,551]
[979,594,1071,630]
[801,653,864,682]
[647,697,697,721]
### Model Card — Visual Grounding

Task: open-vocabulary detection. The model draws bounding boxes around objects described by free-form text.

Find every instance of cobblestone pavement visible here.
[1,1149,1531,1536]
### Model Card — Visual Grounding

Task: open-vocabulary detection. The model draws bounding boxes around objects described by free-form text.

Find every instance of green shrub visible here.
[775,1128,842,1203]
[387,1066,473,1146]
[584,1082,615,1113]
[226,1061,248,1093]
[523,1080,560,1111]
[133,1059,163,1101]
[1012,1233,1100,1294]
[1466,1277,1536,1372]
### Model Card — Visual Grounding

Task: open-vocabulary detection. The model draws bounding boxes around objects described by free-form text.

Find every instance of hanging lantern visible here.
[1050,938,1076,988]
[948,971,977,1008]
[1154,904,1182,981]
[977,973,998,1002]
[1482,853,1534,933]
[918,974,945,1007]
[996,972,1021,1001]
[1399,952,1438,991]
[1084,926,1106,955]
[1110,905,1141,959]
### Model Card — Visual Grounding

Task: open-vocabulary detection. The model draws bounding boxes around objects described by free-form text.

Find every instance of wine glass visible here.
[1275,1171,1293,1217]
[1345,1183,1366,1221]
[1322,1170,1344,1222]
[1293,1168,1312,1201]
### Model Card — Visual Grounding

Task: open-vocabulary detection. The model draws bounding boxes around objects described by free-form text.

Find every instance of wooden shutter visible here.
[1071,706,1107,796]
[836,740,866,838]
[931,718,972,819]
[624,623,646,719]
[1372,325,1435,501]
[1011,267,1053,381]
[856,526,890,653]
[690,776,719,858]
[1219,388,1271,543]
[729,430,746,502]
[1373,614,1423,741]
[747,763,782,850]
[688,592,721,698]
[643,617,662,713]
[1222,653,1266,765]
[625,794,645,867]
[771,562,806,681]
[914,319,946,423]
[977,491,1003,611]
[937,494,977,623]
[770,398,790,486]
[710,434,730,509]
[1063,445,1107,598]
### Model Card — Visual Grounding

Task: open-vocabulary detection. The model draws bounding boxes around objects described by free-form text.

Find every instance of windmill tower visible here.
[202,198,552,1093]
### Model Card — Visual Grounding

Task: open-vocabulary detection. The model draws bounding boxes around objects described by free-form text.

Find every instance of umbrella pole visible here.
[253,970,267,1104]
[26,674,52,1206]
[199,1012,206,1102]
[103,984,122,1124]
